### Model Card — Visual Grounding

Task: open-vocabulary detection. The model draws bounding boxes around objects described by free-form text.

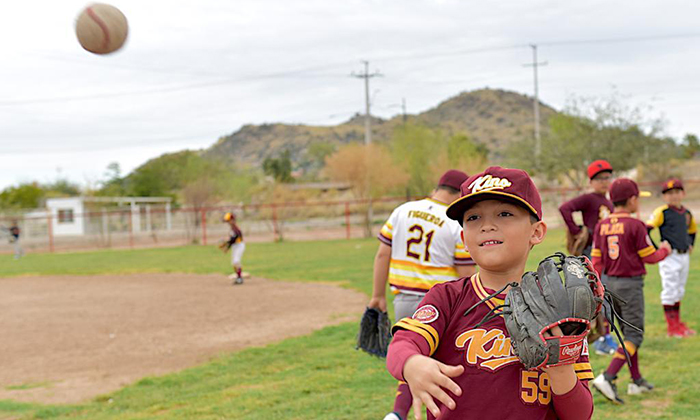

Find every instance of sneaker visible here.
[233,277,244,285]
[594,337,616,356]
[603,334,617,351]
[383,413,402,420]
[678,322,696,336]
[592,374,624,404]
[628,378,654,395]
[668,324,685,338]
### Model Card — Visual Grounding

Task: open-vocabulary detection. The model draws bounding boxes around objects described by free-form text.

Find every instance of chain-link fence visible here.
[3,180,700,254]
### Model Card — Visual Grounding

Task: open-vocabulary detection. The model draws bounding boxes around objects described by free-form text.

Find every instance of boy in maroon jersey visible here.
[387,166,594,420]
[559,160,616,355]
[590,178,671,403]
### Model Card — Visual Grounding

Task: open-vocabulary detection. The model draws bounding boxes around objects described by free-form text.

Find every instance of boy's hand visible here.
[660,240,672,252]
[689,245,693,254]
[541,325,577,395]
[403,354,463,419]
[367,296,387,313]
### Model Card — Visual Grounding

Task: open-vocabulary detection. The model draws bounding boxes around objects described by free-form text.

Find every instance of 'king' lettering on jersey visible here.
[392,274,593,420]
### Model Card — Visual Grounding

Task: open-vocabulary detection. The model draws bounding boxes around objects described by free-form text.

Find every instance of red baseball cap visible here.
[662,178,684,193]
[609,178,651,203]
[438,169,469,190]
[446,166,542,221]
[588,160,613,179]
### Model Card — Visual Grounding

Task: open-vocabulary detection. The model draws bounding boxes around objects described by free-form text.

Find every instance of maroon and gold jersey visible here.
[392,274,593,420]
[591,212,656,277]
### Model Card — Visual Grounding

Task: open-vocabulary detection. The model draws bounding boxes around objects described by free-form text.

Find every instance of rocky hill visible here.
[206,88,557,167]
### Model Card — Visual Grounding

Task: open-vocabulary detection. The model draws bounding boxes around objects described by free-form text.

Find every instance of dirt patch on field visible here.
[0,274,366,404]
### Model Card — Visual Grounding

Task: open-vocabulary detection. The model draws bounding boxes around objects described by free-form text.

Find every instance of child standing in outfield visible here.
[221,212,246,285]
[9,221,23,260]
[591,179,671,403]
[559,160,617,356]
[387,167,594,420]
[646,179,697,337]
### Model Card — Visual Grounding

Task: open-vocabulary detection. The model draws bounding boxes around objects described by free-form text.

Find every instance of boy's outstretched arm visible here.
[387,332,463,420]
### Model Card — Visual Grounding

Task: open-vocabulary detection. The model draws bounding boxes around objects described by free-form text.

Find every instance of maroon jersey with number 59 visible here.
[591,212,656,277]
[391,274,593,420]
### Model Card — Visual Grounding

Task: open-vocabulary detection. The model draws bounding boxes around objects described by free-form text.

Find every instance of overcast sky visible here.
[1,0,699,190]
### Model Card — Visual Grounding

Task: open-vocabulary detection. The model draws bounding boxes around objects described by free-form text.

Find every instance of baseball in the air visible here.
[75,3,128,55]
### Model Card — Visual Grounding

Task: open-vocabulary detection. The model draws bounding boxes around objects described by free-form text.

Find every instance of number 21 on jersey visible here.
[406,224,434,262]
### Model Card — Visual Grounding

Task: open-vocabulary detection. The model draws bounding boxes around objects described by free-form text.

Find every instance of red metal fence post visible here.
[201,208,207,246]
[345,202,351,240]
[271,203,279,241]
[47,211,54,253]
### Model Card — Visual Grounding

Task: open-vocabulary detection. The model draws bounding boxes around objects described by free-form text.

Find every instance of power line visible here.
[2,32,698,107]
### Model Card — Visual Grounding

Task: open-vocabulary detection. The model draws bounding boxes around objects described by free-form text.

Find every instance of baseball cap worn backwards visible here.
[446,166,542,222]
[438,169,469,190]
[609,178,652,203]
[662,178,684,193]
[588,160,613,179]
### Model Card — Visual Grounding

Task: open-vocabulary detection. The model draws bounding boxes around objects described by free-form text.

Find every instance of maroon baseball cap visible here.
[588,160,613,179]
[446,166,542,221]
[609,178,651,203]
[438,169,469,190]
[662,178,684,193]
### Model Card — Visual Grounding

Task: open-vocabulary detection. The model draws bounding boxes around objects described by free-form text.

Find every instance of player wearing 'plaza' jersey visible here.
[389,274,593,420]
[590,178,670,404]
[591,214,659,277]
[378,198,475,295]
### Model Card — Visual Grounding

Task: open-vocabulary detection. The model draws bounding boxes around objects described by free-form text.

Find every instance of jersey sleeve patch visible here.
[413,304,439,323]
[392,318,440,355]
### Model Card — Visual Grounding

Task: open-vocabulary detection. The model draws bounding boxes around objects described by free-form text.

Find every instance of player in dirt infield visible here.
[646,178,697,337]
[369,169,477,420]
[559,159,617,356]
[387,166,595,420]
[591,178,671,404]
[220,212,246,285]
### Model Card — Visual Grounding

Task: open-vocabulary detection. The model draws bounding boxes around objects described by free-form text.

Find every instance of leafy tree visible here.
[507,92,678,186]
[682,134,700,159]
[324,143,409,236]
[262,150,293,183]
[391,124,489,195]
[0,182,44,209]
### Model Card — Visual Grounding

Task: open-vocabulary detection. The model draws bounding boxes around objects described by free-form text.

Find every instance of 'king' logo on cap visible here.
[468,175,512,193]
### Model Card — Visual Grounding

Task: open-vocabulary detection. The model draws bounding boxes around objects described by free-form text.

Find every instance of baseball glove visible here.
[356,307,392,358]
[503,253,604,369]
[566,226,589,256]
[218,240,231,252]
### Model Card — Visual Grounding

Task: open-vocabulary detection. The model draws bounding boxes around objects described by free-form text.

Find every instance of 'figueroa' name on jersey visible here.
[378,198,474,295]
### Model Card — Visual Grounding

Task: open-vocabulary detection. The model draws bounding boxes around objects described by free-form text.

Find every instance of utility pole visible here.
[351,61,382,237]
[524,44,547,162]
[352,61,383,145]
[402,97,407,123]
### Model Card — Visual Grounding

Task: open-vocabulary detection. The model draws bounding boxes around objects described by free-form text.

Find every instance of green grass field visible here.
[0,228,698,419]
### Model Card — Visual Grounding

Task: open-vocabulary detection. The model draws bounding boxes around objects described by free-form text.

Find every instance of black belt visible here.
[675,249,689,254]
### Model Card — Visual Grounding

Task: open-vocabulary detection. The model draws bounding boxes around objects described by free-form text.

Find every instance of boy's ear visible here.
[530,220,547,246]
